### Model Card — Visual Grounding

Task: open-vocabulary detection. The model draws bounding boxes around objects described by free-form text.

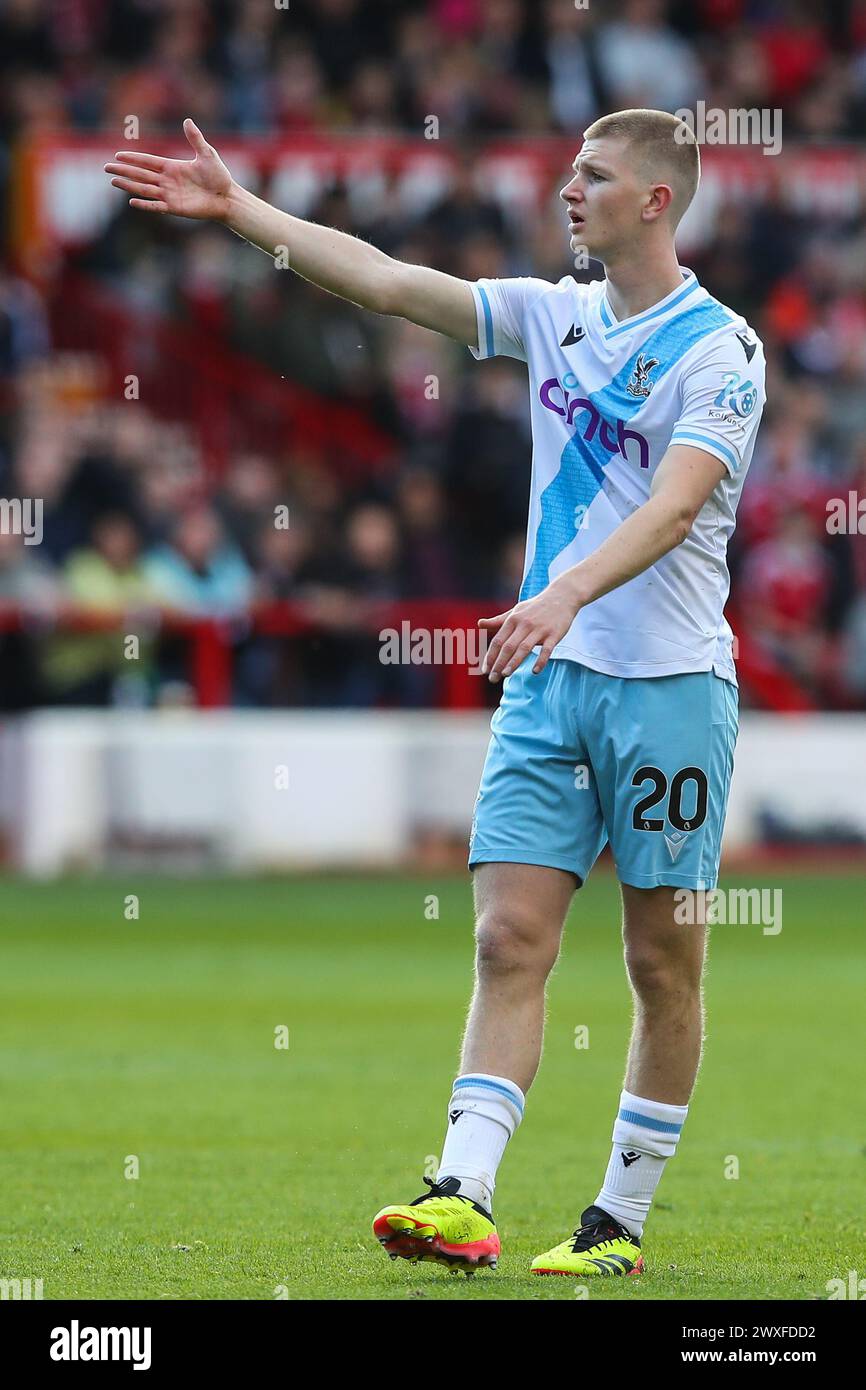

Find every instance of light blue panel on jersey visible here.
[520,299,732,600]
[520,430,606,597]
[596,299,732,419]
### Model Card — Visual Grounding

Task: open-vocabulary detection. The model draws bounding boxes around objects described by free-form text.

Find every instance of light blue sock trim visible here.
[453,1073,525,1117]
[618,1106,683,1135]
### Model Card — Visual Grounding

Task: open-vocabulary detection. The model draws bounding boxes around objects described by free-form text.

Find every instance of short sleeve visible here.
[669,331,767,477]
[468,276,557,363]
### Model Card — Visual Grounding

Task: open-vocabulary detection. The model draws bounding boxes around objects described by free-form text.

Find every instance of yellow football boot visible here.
[373,1176,500,1271]
[531,1205,644,1277]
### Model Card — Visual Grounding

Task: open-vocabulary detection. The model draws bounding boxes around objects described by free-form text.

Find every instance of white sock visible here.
[594,1088,689,1239]
[436,1072,525,1212]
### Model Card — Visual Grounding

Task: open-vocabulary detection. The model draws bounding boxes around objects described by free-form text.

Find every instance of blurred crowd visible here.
[1,0,866,709]
[2,0,866,141]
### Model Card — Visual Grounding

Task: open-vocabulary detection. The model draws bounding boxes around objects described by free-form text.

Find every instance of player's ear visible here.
[643,184,674,222]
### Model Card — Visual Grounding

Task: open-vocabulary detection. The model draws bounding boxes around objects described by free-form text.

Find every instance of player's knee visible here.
[474,907,558,979]
[625,944,697,1004]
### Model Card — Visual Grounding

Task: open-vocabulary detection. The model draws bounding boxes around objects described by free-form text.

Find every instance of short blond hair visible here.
[583,108,700,225]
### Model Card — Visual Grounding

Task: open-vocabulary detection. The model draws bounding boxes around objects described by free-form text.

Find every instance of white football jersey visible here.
[468,268,766,682]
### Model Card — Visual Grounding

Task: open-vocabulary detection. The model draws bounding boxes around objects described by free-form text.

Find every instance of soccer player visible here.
[105,108,765,1279]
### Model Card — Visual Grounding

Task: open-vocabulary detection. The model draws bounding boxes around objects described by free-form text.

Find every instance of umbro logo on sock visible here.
[448,1109,464,1125]
[561,324,585,347]
[621,1150,642,1168]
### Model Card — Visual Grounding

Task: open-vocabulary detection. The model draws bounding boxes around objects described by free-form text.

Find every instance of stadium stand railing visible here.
[51,273,399,479]
[0,600,816,712]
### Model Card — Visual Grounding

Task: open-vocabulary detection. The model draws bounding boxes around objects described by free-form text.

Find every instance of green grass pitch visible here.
[0,871,863,1301]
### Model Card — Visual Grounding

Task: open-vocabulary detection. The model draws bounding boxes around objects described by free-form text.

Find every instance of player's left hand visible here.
[479,578,580,682]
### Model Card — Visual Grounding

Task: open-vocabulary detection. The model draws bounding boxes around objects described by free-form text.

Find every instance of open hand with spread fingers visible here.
[479,576,582,683]
[104,118,233,222]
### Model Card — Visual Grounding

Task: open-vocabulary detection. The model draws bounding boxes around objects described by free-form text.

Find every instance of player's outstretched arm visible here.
[104,119,478,346]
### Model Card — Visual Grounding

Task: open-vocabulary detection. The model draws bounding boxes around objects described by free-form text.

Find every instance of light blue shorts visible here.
[468,657,738,891]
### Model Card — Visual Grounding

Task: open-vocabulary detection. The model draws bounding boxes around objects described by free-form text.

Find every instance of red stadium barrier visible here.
[726,606,817,713]
[0,600,815,712]
[14,132,866,264]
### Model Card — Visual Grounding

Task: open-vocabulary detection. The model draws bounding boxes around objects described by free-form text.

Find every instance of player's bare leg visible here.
[431,862,574,1200]
[543,883,706,1271]
[373,863,571,1262]
[621,883,708,1105]
[531,884,708,1277]
[373,861,574,1269]
[460,862,576,1092]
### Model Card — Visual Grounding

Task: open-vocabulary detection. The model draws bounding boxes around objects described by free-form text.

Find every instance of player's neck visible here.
[602,246,685,323]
